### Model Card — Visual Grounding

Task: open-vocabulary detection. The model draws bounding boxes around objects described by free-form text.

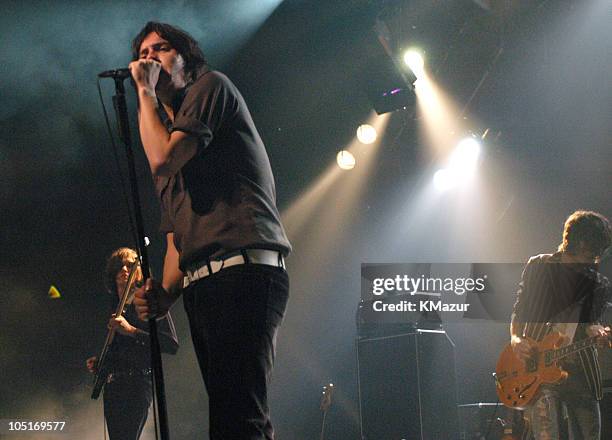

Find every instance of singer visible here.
[130,22,291,439]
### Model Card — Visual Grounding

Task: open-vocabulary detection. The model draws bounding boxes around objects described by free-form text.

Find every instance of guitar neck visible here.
[97,262,139,362]
[549,336,599,361]
[91,262,140,399]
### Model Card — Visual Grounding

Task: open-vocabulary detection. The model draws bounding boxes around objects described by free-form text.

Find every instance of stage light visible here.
[356,124,377,144]
[433,169,455,192]
[413,77,425,91]
[403,49,424,78]
[336,150,356,170]
[432,138,481,192]
[450,137,481,176]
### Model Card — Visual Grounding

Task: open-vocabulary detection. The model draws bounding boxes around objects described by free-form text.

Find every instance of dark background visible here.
[1,0,610,439]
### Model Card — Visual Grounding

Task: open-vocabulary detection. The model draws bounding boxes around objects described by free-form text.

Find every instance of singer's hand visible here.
[133,278,174,320]
[129,59,161,94]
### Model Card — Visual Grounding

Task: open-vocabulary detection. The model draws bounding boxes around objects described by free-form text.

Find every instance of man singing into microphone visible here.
[129,22,291,439]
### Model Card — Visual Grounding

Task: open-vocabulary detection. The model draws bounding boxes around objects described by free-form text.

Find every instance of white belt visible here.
[183,249,285,288]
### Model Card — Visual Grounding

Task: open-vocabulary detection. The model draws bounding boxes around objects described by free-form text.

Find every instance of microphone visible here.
[98,68,131,79]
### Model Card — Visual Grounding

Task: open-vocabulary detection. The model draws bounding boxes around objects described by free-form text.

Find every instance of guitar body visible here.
[495,332,569,410]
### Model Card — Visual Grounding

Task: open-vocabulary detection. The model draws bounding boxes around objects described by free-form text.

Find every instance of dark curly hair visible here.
[558,210,611,258]
[131,21,208,82]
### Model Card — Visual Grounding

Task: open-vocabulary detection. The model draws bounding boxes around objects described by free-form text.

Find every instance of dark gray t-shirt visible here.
[155,68,291,270]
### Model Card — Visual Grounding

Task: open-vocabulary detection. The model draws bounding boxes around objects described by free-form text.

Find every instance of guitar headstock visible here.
[123,261,142,305]
[320,383,334,411]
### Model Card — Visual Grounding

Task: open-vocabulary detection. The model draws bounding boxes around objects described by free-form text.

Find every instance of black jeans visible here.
[103,373,152,440]
[183,264,289,439]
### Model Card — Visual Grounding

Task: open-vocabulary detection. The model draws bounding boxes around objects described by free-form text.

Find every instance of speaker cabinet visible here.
[357,329,458,440]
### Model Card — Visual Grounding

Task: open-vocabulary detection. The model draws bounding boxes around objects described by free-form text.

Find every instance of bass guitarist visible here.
[86,247,179,440]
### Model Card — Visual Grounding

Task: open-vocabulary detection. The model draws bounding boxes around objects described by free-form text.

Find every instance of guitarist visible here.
[510,210,611,440]
[86,248,179,440]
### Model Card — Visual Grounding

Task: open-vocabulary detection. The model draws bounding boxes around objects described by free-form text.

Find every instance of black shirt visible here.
[155,67,291,269]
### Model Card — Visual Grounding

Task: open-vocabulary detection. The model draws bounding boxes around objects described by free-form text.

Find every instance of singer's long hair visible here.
[132,22,208,82]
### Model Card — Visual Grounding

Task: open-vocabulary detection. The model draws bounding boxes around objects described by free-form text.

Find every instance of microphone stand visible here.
[111,76,171,440]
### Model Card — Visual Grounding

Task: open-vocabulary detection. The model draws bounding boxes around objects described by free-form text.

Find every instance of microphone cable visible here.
[95,78,141,250]
[95,77,162,440]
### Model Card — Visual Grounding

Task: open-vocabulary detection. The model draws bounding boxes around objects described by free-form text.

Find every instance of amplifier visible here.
[357,329,458,440]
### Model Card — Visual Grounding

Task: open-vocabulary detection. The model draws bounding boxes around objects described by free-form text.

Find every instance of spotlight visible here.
[356,124,377,144]
[433,169,455,192]
[450,137,481,176]
[403,49,424,78]
[336,150,356,170]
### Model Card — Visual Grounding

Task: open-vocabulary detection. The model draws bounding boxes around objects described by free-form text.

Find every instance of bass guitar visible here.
[90,261,140,399]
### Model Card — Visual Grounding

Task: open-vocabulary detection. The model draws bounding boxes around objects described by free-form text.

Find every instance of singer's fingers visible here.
[135,59,160,68]
[134,298,152,316]
[136,304,150,321]
[128,60,160,76]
